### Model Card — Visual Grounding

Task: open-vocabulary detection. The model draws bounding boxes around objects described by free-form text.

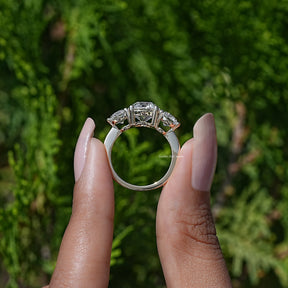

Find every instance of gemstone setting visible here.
[133,101,155,122]
[107,101,180,134]
[107,109,128,126]
[161,111,180,128]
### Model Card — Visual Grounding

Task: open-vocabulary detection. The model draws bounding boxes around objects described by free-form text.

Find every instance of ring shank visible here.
[104,127,180,191]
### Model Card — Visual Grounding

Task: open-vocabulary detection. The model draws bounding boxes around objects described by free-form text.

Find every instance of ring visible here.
[104,101,180,191]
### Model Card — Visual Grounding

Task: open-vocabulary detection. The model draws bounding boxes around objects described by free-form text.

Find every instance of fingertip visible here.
[74,137,114,216]
[192,113,217,192]
[74,117,96,182]
[193,113,215,137]
[162,138,194,198]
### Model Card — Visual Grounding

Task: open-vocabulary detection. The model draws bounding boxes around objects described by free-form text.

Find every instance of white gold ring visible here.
[104,101,180,191]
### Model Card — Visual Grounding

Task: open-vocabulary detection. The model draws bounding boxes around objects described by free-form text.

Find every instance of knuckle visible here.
[179,204,217,244]
[171,203,222,256]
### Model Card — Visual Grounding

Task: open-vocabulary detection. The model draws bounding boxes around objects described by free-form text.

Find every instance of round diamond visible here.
[161,112,180,128]
[108,109,127,125]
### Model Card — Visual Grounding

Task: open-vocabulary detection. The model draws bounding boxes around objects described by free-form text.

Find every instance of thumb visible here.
[156,113,231,288]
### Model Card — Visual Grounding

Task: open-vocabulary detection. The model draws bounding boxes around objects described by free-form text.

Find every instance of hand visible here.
[43,114,232,288]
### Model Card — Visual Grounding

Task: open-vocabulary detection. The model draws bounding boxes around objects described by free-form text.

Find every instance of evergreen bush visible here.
[0,0,288,287]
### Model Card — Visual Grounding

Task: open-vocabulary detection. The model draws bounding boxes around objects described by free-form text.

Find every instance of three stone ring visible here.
[104,102,180,191]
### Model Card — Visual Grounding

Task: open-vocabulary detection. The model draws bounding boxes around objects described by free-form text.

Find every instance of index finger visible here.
[49,119,114,288]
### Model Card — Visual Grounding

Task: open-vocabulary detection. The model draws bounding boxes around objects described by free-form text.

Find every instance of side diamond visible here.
[107,109,127,126]
[161,111,180,130]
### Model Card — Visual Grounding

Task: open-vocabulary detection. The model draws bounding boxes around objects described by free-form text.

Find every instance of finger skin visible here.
[49,138,114,288]
[156,139,232,288]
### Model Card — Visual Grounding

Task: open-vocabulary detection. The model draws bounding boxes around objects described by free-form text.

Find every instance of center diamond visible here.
[133,102,155,122]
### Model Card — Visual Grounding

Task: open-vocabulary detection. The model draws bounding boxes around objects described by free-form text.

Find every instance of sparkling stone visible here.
[133,101,155,109]
[161,111,179,127]
[107,109,127,125]
[133,101,155,122]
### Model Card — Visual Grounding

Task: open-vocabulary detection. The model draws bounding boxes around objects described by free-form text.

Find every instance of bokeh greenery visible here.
[1,0,288,287]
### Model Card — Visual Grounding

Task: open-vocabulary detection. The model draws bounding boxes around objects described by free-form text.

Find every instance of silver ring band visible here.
[104,102,180,191]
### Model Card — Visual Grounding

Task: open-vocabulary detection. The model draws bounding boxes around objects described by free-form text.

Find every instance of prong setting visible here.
[107,101,180,134]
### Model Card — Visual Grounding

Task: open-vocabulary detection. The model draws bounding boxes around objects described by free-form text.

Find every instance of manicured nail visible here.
[191,113,217,191]
[74,118,95,182]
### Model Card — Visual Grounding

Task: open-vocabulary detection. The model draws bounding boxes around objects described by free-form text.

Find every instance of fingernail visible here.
[74,118,95,182]
[191,113,217,191]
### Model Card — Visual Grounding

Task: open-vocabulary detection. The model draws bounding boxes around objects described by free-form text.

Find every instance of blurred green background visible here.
[1,0,288,287]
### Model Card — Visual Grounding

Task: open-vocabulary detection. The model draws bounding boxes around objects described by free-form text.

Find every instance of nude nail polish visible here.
[74,118,95,182]
[191,113,217,192]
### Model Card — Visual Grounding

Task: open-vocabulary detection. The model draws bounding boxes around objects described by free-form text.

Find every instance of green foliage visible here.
[108,127,171,186]
[110,225,133,267]
[0,87,60,287]
[0,0,288,287]
[217,185,276,284]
